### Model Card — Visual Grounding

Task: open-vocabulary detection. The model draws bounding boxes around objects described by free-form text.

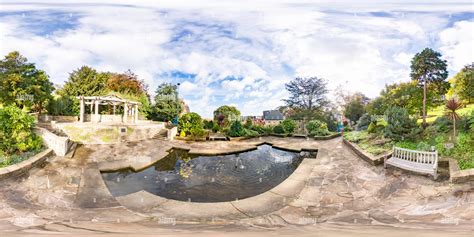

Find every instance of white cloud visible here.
[439,21,474,72]
[393,52,414,66]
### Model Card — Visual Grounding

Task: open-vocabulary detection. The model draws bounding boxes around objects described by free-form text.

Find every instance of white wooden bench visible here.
[384,146,438,180]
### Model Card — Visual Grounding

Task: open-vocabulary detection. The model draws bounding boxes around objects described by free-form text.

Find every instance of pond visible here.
[101,144,316,202]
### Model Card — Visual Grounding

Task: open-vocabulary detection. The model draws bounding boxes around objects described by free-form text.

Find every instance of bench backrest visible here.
[393,146,438,165]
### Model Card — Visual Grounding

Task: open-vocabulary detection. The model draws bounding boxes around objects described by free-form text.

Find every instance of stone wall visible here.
[34,127,72,156]
[0,149,53,180]
[167,127,178,141]
[449,159,474,183]
[343,139,390,165]
[39,115,78,123]
[54,122,166,144]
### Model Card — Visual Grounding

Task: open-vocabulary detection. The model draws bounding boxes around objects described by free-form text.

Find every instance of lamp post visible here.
[173,83,181,126]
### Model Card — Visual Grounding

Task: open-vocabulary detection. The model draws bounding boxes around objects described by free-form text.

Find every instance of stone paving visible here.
[0,137,472,236]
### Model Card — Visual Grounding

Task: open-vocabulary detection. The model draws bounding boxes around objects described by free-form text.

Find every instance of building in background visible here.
[262,110,285,125]
[179,99,190,115]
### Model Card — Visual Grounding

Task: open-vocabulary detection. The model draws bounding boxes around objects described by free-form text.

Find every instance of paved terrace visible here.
[0,137,472,236]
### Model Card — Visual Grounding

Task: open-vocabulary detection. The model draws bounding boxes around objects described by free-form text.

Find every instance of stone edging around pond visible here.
[113,157,317,221]
[98,141,317,172]
[0,149,53,181]
[94,141,318,220]
[342,139,390,166]
[448,159,474,183]
[227,133,341,141]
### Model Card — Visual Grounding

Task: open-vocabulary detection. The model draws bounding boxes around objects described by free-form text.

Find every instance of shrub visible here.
[178,112,204,136]
[47,96,79,116]
[423,125,438,140]
[251,125,266,134]
[227,120,246,137]
[212,123,220,133]
[204,120,220,133]
[244,129,259,137]
[453,133,474,169]
[281,119,297,134]
[306,120,330,136]
[244,117,253,129]
[367,120,386,134]
[384,106,420,141]
[367,122,376,133]
[273,125,285,134]
[459,111,474,133]
[433,116,452,133]
[395,140,418,150]
[189,126,207,138]
[0,106,42,155]
[356,113,372,130]
[265,125,274,134]
[343,131,368,143]
[203,120,215,130]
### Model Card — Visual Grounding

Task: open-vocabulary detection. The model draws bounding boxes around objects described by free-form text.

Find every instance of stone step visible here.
[64,142,78,159]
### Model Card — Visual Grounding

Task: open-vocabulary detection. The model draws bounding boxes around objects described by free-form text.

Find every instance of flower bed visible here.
[343,131,392,156]
[0,149,53,180]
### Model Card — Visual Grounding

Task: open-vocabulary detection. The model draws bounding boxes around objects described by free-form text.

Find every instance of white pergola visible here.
[77,95,141,123]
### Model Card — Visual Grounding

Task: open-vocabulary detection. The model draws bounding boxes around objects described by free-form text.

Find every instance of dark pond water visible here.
[101,144,316,202]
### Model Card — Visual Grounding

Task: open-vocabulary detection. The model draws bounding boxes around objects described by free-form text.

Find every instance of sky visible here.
[0,0,473,118]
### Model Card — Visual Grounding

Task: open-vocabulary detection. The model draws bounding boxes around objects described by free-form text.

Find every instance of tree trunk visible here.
[422,76,427,128]
[453,118,456,141]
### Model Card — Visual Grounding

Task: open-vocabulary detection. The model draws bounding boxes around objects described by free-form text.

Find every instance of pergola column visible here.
[123,103,128,123]
[95,99,100,123]
[134,104,139,123]
[79,97,84,123]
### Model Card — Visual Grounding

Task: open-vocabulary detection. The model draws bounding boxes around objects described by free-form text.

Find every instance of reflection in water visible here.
[101,145,315,202]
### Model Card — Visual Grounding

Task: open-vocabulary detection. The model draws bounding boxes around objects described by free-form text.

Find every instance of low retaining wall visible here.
[228,133,341,141]
[39,115,78,123]
[312,133,342,140]
[343,139,390,165]
[55,122,166,144]
[34,127,71,156]
[449,159,474,183]
[0,149,53,180]
[167,127,178,141]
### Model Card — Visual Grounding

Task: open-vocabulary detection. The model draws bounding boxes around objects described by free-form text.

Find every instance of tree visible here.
[59,66,109,97]
[343,93,368,123]
[449,63,474,103]
[213,105,241,127]
[0,51,53,113]
[370,81,443,116]
[283,76,329,114]
[47,95,78,116]
[445,98,462,139]
[410,48,449,127]
[106,70,148,97]
[150,83,182,121]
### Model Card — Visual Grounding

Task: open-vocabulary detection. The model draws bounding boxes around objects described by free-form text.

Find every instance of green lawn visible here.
[418,103,474,124]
